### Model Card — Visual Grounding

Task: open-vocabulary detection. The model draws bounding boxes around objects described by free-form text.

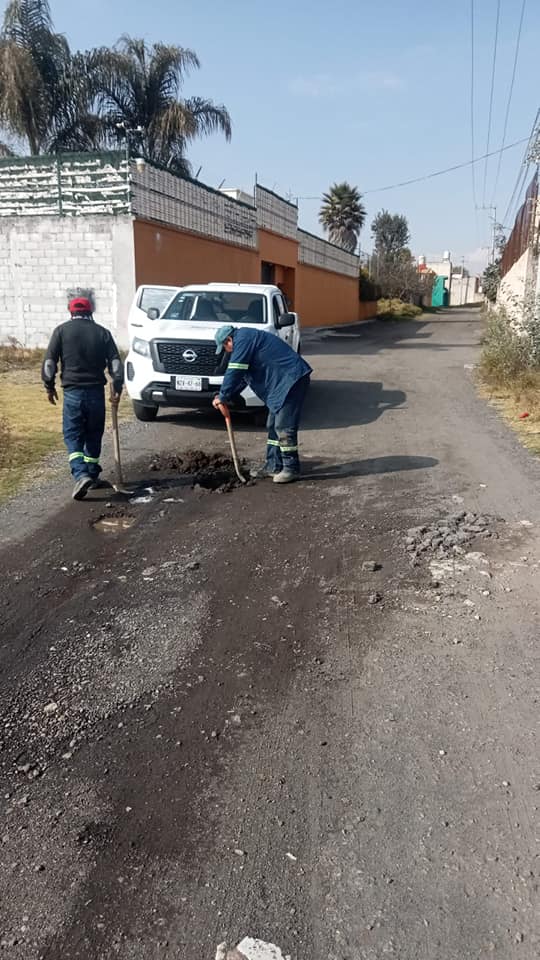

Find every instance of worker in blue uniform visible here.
[213,325,312,483]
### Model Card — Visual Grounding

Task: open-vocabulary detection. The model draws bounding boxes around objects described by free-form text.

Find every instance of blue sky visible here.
[47,0,540,272]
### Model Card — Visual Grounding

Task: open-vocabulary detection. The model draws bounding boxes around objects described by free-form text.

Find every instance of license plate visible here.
[174,375,202,391]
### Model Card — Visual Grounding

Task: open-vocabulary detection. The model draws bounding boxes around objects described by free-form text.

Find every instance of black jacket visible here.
[42,317,124,393]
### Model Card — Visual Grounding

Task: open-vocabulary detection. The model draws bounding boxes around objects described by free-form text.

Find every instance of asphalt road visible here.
[1,308,539,960]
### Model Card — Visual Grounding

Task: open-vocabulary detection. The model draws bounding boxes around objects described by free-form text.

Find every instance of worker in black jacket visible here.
[41,297,124,501]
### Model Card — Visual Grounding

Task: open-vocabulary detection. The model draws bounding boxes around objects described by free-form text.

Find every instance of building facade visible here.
[0,153,376,348]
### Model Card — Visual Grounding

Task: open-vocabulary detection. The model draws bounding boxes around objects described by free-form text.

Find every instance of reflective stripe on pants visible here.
[265,374,310,474]
[62,387,105,480]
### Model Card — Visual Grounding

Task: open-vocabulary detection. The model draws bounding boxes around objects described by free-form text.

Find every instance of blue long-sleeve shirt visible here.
[219,329,312,413]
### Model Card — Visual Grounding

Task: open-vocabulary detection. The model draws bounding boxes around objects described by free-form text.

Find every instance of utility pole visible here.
[477,204,497,263]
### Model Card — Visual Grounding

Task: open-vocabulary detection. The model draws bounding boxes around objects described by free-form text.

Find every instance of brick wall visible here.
[0,215,135,348]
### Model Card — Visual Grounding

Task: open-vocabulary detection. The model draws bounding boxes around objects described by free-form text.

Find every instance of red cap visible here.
[68,297,93,315]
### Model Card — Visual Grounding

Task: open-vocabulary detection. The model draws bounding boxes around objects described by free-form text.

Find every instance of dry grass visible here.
[478,309,540,457]
[0,342,44,374]
[0,350,132,500]
[478,371,540,457]
[0,369,65,498]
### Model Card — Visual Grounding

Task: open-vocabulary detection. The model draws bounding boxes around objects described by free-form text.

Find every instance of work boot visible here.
[249,464,279,479]
[72,476,93,501]
[89,478,113,490]
[273,469,300,484]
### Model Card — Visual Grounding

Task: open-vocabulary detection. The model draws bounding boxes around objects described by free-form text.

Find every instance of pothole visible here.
[149,449,251,492]
[92,514,136,533]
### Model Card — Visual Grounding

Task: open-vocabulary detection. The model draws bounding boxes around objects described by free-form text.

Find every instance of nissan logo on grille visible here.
[182,348,198,363]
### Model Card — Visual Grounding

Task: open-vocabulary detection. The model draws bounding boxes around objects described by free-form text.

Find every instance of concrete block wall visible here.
[298,228,359,278]
[0,215,135,348]
[131,164,257,248]
[255,185,298,240]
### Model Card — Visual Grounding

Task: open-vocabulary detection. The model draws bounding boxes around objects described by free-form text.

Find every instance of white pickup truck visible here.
[125,283,302,421]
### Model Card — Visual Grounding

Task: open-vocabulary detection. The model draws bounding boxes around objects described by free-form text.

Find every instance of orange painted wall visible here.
[134,219,259,286]
[296,264,377,328]
[258,228,298,269]
[133,218,377,328]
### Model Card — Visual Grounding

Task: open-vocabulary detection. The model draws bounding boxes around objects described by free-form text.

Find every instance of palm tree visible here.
[92,37,232,176]
[0,0,102,155]
[319,182,366,253]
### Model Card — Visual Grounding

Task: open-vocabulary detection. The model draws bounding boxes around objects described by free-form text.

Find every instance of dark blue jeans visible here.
[266,374,310,474]
[62,387,105,480]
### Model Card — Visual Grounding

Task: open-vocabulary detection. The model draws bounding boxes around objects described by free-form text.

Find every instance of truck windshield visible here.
[162,291,267,325]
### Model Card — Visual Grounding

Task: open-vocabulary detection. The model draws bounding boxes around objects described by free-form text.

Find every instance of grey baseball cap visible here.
[214,324,235,354]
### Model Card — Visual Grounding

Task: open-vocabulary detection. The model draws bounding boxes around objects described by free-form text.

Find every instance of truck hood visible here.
[136,319,268,341]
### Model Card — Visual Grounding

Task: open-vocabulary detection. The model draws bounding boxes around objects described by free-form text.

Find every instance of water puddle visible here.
[93,515,136,534]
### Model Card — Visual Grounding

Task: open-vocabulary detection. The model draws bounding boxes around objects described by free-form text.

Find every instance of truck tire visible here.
[133,400,159,422]
[252,407,268,428]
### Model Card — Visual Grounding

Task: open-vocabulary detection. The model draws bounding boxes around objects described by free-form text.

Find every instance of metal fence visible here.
[500,173,538,278]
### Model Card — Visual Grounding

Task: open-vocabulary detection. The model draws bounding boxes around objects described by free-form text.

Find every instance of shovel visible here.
[109,387,133,495]
[216,402,247,484]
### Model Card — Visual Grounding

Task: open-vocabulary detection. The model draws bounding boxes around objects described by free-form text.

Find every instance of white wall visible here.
[449,275,483,306]
[497,246,536,320]
[426,258,452,280]
[0,215,135,349]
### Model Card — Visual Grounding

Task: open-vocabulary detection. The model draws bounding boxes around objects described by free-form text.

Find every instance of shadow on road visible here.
[303,454,438,481]
[303,319,433,357]
[156,380,406,433]
[303,379,406,429]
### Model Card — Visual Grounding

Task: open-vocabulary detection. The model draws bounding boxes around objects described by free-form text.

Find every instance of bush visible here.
[479,309,531,388]
[377,298,423,321]
[480,298,540,391]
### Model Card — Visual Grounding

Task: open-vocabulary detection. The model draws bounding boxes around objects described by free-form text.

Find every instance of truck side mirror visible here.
[277,312,295,328]
[147,307,160,320]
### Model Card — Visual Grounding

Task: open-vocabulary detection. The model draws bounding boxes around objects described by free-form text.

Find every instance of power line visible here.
[296,137,528,202]
[502,109,539,226]
[470,0,478,210]
[491,0,527,205]
[482,0,501,206]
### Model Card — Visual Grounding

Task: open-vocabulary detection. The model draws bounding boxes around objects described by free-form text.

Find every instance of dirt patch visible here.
[148,449,251,492]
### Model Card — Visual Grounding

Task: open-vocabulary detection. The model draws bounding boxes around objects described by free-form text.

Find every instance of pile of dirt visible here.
[149,450,236,474]
[405,511,498,565]
[149,449,250,493]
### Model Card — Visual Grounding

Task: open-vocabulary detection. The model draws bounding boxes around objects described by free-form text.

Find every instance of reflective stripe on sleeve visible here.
[228,362,249,370]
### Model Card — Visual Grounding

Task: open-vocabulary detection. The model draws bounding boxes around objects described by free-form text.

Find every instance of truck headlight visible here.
[132,337,151,358]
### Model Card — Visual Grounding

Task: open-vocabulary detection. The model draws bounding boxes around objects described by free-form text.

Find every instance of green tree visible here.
[319,182,366,253]
[371,210,410,258]
[92,37,232,175]
[0,0,100,154]
[481,226,506,303]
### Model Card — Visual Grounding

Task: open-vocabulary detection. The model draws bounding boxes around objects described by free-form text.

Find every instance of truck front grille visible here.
[154,340,222,376]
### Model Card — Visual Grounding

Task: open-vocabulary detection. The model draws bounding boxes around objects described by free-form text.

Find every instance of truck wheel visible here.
[252,407,268,428]
[133,400,159,422]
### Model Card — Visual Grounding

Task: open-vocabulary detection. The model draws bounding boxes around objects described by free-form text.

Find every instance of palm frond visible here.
[183,97,232,140]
